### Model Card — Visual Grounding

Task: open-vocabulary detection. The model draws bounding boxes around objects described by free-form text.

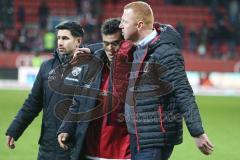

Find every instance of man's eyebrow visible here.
[121,19,127,22]
[61,36,70,39]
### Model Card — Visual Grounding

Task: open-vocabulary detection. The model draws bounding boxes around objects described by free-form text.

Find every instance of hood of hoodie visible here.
[153,23,183,50]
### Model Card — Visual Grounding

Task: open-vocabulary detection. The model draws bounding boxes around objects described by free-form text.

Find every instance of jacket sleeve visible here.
[87,43,103,54]
[57,65,89,138]
[156,44,204,137]
[57,98,78,138]
[5,62,45,141]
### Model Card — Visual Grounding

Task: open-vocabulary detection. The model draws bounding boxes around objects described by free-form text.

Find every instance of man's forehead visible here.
[122,9,138,21]
[123,8,134,14]
[57,29,72,36]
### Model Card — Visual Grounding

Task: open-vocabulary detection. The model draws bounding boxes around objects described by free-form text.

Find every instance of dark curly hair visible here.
[55,21,84,37]
[101,18,122,35]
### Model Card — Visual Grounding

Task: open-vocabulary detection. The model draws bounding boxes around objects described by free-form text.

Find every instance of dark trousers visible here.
[130,134,174,160]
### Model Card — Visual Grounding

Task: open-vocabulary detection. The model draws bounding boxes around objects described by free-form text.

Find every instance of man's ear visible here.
[137,21,144,30]
[76,37,82,47]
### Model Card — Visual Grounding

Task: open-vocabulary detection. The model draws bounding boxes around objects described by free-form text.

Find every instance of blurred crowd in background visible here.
[0,0,102,53]
[0,0,240,60]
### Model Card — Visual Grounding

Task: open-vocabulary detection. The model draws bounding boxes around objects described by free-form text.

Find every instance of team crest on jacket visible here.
[72,67,82,76]
[49,69,55,75]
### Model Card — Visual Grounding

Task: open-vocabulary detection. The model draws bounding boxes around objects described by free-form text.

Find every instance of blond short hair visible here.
[124,1,154,28]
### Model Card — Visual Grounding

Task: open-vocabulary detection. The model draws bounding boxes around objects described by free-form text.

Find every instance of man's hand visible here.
[70,48,91,65]
[58,133,70,150]
[194,133,214,155]
[6,135,15,149]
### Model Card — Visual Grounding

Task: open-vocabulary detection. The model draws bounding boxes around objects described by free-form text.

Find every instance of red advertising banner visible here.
[0,52,240,72]
[0,52,51,68]
[184,54,240,72]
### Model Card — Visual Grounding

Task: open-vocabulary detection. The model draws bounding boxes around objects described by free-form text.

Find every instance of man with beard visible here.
[6,21,84,160]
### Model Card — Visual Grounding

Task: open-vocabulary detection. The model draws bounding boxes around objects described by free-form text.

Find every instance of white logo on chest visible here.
[72,67,82,76]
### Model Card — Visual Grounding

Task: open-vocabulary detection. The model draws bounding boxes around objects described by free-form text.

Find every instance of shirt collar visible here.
[136,29,158,49]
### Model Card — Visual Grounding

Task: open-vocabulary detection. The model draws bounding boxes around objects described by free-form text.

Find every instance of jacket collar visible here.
[136,29,158,49]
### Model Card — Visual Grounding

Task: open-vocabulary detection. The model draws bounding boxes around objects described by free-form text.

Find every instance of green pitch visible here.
[0,89,239,160]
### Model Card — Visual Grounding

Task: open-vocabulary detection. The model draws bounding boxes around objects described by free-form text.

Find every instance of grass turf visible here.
[0,89,239,160]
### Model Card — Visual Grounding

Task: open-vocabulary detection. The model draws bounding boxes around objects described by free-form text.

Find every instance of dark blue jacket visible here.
[6,51,84,160]
[57,48,111,160]
[112,24,204,150]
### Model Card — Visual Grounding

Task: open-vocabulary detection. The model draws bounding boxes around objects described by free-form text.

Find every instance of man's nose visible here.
[119,23,123,29]
[108,44,115,51]
[58,39,63,46]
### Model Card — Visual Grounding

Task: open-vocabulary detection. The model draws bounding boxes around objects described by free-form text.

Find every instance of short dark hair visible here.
[101,18,121,35]
[55,21,84,37]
